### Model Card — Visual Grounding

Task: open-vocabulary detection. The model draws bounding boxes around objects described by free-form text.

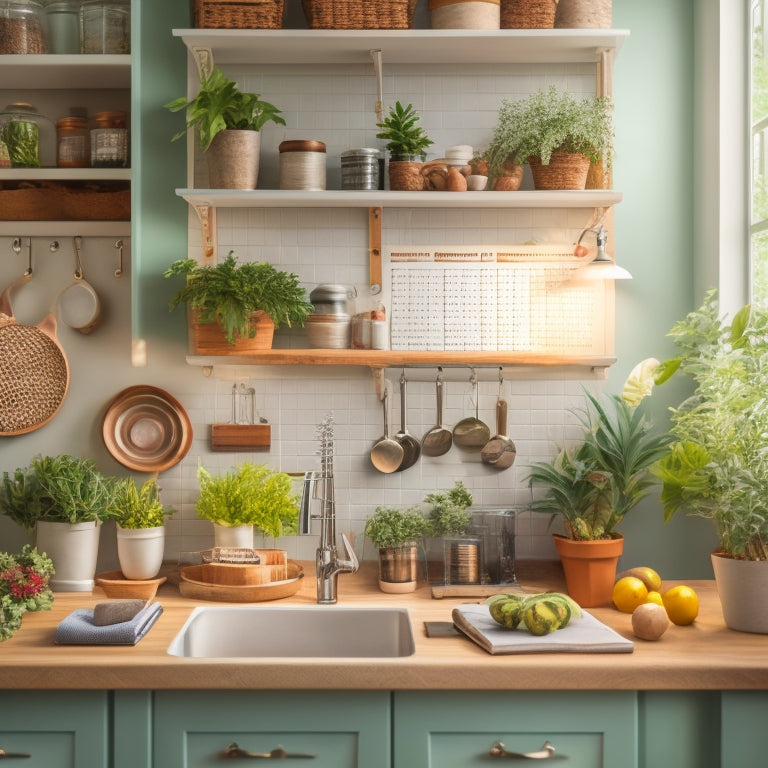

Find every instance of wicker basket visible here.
[554,0,611,29]
[193,0,285,29]
[501,0,557,29]
[301,0,417,29]
[527,151,590,190]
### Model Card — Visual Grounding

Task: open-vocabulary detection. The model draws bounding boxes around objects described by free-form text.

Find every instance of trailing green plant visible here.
[375,101,433,159]
[108,477,173,529]
[0,545,54,642]
[487,85,613,177]
[640,291,768,560]
[0,455,114,530]
[526,391,671,541]
[196,462,299,537]
[164,251,313,344]
[364,505,428,549]
[164,67,285,152]
[424,480,473,537]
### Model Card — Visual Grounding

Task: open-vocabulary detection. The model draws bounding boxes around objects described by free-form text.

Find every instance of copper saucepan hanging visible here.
[0,274,70,436]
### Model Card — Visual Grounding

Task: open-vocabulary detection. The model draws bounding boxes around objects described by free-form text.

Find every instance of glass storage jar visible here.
[56,115,89,167]
[90,110,128,167]
[0,101,55,167]
[42,0,79,53]
[0,0,46,54]
[79,0,129,54]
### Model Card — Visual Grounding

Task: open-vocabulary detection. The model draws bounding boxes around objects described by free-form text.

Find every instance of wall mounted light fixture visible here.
[573,225,632,281]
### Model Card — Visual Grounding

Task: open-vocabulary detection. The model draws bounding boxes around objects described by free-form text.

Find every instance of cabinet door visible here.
[394,691,637,768]
[721,691,768,768]
[154,690,390,768]
[0,691,108,768]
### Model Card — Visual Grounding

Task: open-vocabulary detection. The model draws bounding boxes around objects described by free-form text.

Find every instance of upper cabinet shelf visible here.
[172,28,628,66]
[0,54,131,89]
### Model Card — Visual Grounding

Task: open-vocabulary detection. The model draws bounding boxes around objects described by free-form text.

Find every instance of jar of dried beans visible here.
[79,0,129,54]
[0,0,46,54]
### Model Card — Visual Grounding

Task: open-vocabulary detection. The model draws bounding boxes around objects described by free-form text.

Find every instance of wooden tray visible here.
[178,561,304,602]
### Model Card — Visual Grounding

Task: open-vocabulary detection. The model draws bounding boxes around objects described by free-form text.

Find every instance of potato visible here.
[631,602,669,640]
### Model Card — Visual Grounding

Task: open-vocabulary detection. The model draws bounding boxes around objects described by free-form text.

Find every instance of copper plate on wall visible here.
[102,385,193,472]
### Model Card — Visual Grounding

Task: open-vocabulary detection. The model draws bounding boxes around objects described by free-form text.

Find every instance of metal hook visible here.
[114,239,124,278]
[498,366,504,395]
[73,236,84,280]
[49,240,59,252]
[23,237,32,277]
[11,237,22,254]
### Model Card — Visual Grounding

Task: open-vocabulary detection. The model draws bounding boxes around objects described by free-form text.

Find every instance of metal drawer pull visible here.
[220,743,316,759]
[0,749,31,759]
[489,740,556,759]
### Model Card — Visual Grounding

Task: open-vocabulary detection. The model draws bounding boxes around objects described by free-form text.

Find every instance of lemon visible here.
[646,590,664,606]
[612,576,648,613]
[662,585,699,625]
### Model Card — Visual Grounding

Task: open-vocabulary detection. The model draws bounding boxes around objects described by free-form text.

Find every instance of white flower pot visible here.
[36,520,101,592]
[711,552,768,634]
[213,523,254,548]
[116,524,165,580]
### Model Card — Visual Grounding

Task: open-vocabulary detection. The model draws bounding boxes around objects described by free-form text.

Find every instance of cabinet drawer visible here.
[0,691,109,768]
[153,690,390,768]
[394,691,637,768]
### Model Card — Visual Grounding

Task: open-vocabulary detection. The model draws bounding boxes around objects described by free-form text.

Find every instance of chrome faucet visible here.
[299,416,359,604]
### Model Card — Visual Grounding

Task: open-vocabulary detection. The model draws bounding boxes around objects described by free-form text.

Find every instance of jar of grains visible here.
[42,0,79,54]
[279,140,326,190]
[79,0,129,54]
[0,0,46,54]
[56,115,89,167]
[90,110,128,167]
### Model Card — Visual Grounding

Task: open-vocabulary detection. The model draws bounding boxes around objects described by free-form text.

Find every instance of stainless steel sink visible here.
[167,605,415,658]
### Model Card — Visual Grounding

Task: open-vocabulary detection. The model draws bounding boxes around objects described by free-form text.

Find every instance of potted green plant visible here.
[375,101,433,191]
[526,391,671,606]
[487,85,613,190]
[196,462,300,548]
[108,477,173,581]
[164,251,313,353]
[642,291,768,633]
[0,455,115,592]
[164,66,286,189]
[364,505,428,593]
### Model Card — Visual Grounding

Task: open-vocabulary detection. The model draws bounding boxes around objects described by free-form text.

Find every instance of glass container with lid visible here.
[80,0,129,54]
[0,101,55,167]
[90,109,128,167]
[56,115,89,167]
[0,0,46,54]
[42,0,79,54]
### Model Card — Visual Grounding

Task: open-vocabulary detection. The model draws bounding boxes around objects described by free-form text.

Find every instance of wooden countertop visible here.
[2,561,767,692]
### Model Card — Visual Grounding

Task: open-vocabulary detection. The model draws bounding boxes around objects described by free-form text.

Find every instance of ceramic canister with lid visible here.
[279,139,326,190]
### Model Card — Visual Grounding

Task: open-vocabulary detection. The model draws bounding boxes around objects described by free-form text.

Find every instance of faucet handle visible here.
[339,533,360,574]
[299,470,318,535]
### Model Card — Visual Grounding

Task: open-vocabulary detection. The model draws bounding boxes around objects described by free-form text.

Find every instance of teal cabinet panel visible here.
[393,691,638,768]
[721,691,768,768]
[153,690,391,768]
[0,691,109,768]
[113,690,152,768]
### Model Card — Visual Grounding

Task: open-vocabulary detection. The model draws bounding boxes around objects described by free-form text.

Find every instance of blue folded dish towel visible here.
[56,601,163,646]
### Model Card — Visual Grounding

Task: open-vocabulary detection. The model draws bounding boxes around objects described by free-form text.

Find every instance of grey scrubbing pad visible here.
[93,599,147,626]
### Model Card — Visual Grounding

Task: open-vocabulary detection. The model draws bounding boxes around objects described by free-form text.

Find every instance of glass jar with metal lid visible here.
[0,101,55,167]
[0,0,46,54]
[79,0,129,54]
[56,115,89,167]
[90,109,128,167]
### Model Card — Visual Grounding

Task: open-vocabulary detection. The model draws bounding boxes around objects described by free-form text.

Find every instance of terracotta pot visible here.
[189,309,275,355]
[206,130,261,190]
[528,150,590,190]
[711,551,768,634]
[492,158,524,190]
[553,533,624,607]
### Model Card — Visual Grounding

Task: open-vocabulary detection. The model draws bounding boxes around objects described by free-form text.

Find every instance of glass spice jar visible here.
[0,0,46,54]
[56,115,89,167]
[79,0,129,54]
[90,110,128,168]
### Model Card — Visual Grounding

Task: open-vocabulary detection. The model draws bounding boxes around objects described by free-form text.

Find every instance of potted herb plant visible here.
[375,101,433,191]
[0,455,115,592]
[108,477,173,580]
[487,85,613,190]
[642,291,768,633]
[164,251,313,353]
[196,462,300,548]
[526,391,671,606]
[164,66,286,189]
[364,505,428,593]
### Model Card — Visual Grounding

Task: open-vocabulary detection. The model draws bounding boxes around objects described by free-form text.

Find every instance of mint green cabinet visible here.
[152,691,391,768]
[721,692,768,768]
[0,691,109,768]
[394,691,637,767]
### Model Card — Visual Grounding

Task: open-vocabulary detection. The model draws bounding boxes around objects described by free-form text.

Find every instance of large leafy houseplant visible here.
[196,462,299,538]
[164,252,313,345]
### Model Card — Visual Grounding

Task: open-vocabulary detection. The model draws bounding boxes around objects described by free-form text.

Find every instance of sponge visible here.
[93,599,147,626]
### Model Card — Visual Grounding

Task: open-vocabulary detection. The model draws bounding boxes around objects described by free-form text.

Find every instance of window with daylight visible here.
[751,0,768,308]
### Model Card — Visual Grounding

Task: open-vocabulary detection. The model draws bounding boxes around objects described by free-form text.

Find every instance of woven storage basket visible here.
[194,0,285,29]
[528,151,590,190]
[501,0,556,29]
[554,0,611,29]
[301,0,417,29]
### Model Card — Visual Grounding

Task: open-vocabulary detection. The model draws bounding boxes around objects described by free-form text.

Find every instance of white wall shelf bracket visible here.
[191,46,214,81]
[194,204,217,264]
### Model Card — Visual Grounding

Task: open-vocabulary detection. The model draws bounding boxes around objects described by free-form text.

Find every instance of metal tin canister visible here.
[340,148,380,190]
[279,139,326,190]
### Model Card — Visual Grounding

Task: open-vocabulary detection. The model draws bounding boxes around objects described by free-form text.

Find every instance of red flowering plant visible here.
[0,545,54,641]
